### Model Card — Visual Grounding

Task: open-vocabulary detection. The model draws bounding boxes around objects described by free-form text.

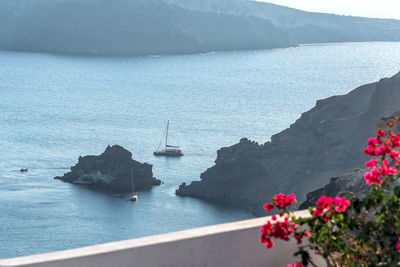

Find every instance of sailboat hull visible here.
[153,150,183,157]
[154,120,183,157]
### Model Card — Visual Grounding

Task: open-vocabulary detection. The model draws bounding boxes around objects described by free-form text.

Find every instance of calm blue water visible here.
[1,42,400,259]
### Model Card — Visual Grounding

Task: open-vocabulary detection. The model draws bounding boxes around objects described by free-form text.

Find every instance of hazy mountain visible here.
[0,0,292,56]
[0,0,399,56]
[166,0,400,43]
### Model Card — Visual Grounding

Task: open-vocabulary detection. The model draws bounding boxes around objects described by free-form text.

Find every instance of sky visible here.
[256,0,400,19]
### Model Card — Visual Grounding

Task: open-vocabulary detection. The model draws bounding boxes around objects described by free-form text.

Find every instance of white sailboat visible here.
[129,168,138,201]
[153,120,183,157]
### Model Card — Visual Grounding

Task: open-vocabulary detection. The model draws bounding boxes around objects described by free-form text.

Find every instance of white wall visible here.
[0,210,325,267]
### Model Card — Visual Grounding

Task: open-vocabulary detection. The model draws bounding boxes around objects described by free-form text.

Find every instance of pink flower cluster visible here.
[333,196,351,212]
[363,130,400,158]
[260,215,299,248]
[363,125,400,257]
[273,193,297,209]
[261,124,400,264]
[260,193,300,248]
[363,130,400,185]
[261,193,347,249]
[312,196,350,219]
[264,193,297,212]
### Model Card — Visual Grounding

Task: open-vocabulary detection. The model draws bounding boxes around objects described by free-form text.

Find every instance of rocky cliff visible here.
[176,71,400,216]
[298,169,368,210]
[299,112,400,209]
[55,145,161,192]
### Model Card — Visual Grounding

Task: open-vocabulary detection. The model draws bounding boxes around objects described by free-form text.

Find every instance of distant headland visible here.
[0,0,400,56]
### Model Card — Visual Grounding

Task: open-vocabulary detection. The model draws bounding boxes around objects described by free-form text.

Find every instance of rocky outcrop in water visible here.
[176,71,400,216]
[55,145,161,192]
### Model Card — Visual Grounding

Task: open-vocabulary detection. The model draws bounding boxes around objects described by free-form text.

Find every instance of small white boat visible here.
[129,193,138,202]
[153,120,183,157]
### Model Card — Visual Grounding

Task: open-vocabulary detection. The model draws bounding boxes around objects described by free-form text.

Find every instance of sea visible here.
[1,42,400,259]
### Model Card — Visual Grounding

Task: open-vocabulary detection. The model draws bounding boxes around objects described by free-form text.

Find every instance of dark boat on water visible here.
[153,120,183,157]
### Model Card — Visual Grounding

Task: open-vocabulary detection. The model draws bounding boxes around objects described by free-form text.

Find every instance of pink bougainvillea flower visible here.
[313,196,349,217]
[264,203,274,212]
[363,135,398,157]
[261,221,272,234]
[333,196,350,213]
[390,150,400,160]
[316,196,334,209]
[273,193,297,210]
[396,237,400,252]
[368,137,380,146]
[364,138,381,156]
[304,231,311,237]
[390,133,400,148]
[364,169,382,186]
[366,159,378,168]
[260,214,299,249]
[260,236,274,248]
[377,129,386,137]
[313,207,323,216]
[312,196,334,219]
[376,143,392,156]
[380,159,397,176]
[260,221,275,248]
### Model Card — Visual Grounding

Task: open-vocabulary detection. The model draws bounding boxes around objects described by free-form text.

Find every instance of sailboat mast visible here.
[165,120,169,149]
[131,168,133,193]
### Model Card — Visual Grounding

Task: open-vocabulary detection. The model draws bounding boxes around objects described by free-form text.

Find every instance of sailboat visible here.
[129,168,138,201]
[153,120,183,157]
